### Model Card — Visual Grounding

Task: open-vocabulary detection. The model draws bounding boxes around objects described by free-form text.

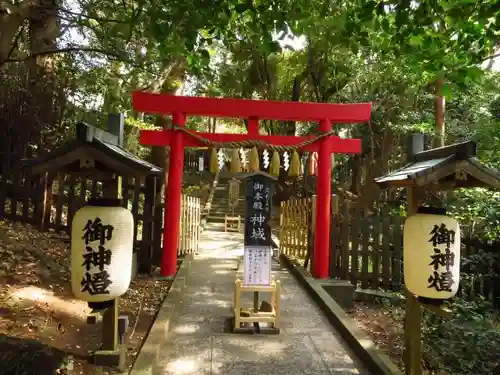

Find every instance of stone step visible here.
[207,216,226,223]
[207,215,245,223]
[212,196,245,200]
[209,204,245,210]
[208,208,244,212]
[209,205,245,210]
[209,204,245,209]
[209,201,244,206]
[212,195,245,201]
[209,213,246,218]
[211,199,245,203]
[203,222,226,231]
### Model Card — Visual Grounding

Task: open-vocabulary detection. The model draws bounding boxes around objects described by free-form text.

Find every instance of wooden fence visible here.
[279,197,314,259]
[177,195,201,255]
[331,200,405,291]
[0,172,201,273]
[278,194,500,307]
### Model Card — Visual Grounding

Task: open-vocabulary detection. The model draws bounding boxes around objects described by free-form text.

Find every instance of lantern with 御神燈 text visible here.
[403,210,460,300]
[71,204,134,303]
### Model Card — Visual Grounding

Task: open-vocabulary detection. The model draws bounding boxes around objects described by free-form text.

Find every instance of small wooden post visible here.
[40,172,55,231]
[102,177,120,352]
[279,202,285,254]
[305,195,317,270]
[189,196,193,252]
[187,196,192,253]
[92,174,125,368]
[102,299,119,351]
[139,175,156,274]
[404,133,425,375]
[404,187,423,375]
[290,200,297,256]
[195,197,200,253]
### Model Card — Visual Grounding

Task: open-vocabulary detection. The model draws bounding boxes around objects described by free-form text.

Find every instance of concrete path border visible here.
[280,254,403,375]
[129,254,193,375]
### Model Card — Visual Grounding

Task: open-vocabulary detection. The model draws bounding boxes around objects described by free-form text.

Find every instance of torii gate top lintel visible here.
[132,91,371,123]
[132,91,371,280]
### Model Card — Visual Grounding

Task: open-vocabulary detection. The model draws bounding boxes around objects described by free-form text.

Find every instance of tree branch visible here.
[6,24,25,60]
[58,7,129,24]
[3,46,126,64]
[483,52,500,63]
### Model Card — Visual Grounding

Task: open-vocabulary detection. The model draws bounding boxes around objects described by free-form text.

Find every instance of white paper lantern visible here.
[71,205,134,302]
[404,213,460,300]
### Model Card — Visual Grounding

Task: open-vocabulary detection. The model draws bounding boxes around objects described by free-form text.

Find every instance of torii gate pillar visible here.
[314,119,333,277]
[162,113,186,277]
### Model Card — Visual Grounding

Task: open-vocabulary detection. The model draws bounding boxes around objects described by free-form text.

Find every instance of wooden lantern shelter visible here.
[375,137,500,375]
[23,120,163,274]
[375,140,500,190]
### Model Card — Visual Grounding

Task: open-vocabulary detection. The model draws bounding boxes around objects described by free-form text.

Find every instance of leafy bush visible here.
[382,295,500,375]
[446,188,500,241]
[422,297,500,375]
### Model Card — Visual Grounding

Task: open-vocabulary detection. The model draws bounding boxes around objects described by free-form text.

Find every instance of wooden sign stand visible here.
[224,214,241,232]
[232,171,281,334]
[233,277,281,334]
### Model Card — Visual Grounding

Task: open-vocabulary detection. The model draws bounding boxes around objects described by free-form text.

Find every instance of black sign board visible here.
[243,173,274,246]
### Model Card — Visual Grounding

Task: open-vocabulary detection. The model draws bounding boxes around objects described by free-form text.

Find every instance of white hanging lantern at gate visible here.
[71,204,134,302]
[404,210,460,300]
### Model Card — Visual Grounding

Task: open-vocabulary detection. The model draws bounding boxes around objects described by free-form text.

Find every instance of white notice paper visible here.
[198,156,204,172]
[243,246,272,286]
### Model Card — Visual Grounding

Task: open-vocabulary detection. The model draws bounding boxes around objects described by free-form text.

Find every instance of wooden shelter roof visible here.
[375,141,500,190]
[24,122,162,176]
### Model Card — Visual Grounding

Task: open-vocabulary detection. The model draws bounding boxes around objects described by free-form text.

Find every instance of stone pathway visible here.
[154,231,369,375]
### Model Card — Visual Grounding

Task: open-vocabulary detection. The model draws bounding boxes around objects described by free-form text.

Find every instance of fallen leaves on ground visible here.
[346,302,405,371]
[0,219,173,375]
[347,302,462,375]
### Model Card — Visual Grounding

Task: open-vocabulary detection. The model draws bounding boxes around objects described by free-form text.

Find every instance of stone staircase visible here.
[205,178,245,231]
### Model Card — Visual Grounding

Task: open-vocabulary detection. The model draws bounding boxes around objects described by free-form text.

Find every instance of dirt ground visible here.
[346,302,406,371]
[0,219,174,375]
[346,302,473,375]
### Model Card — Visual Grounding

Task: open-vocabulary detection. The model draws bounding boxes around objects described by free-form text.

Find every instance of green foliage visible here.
[446,189,500,240]
[383,295,500,375]
[422,298,500,375]
[340,0,500,87]
[183,185,202,195]
[123,117,160,158]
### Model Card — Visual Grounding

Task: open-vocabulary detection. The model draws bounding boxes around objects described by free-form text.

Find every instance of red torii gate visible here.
[132,91,371,279]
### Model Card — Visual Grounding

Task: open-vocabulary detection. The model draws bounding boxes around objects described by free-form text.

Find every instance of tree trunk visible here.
[349,155,362,196]
[28,0,60,150]
[434,78,445,148]
[0,1,36,66]
[102,62,123,116]
[354,128,394,214]
[283,76,301,136]
[148,61,187,197]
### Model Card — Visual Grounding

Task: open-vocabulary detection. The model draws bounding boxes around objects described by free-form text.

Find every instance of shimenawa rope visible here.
[171,124,334,151]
